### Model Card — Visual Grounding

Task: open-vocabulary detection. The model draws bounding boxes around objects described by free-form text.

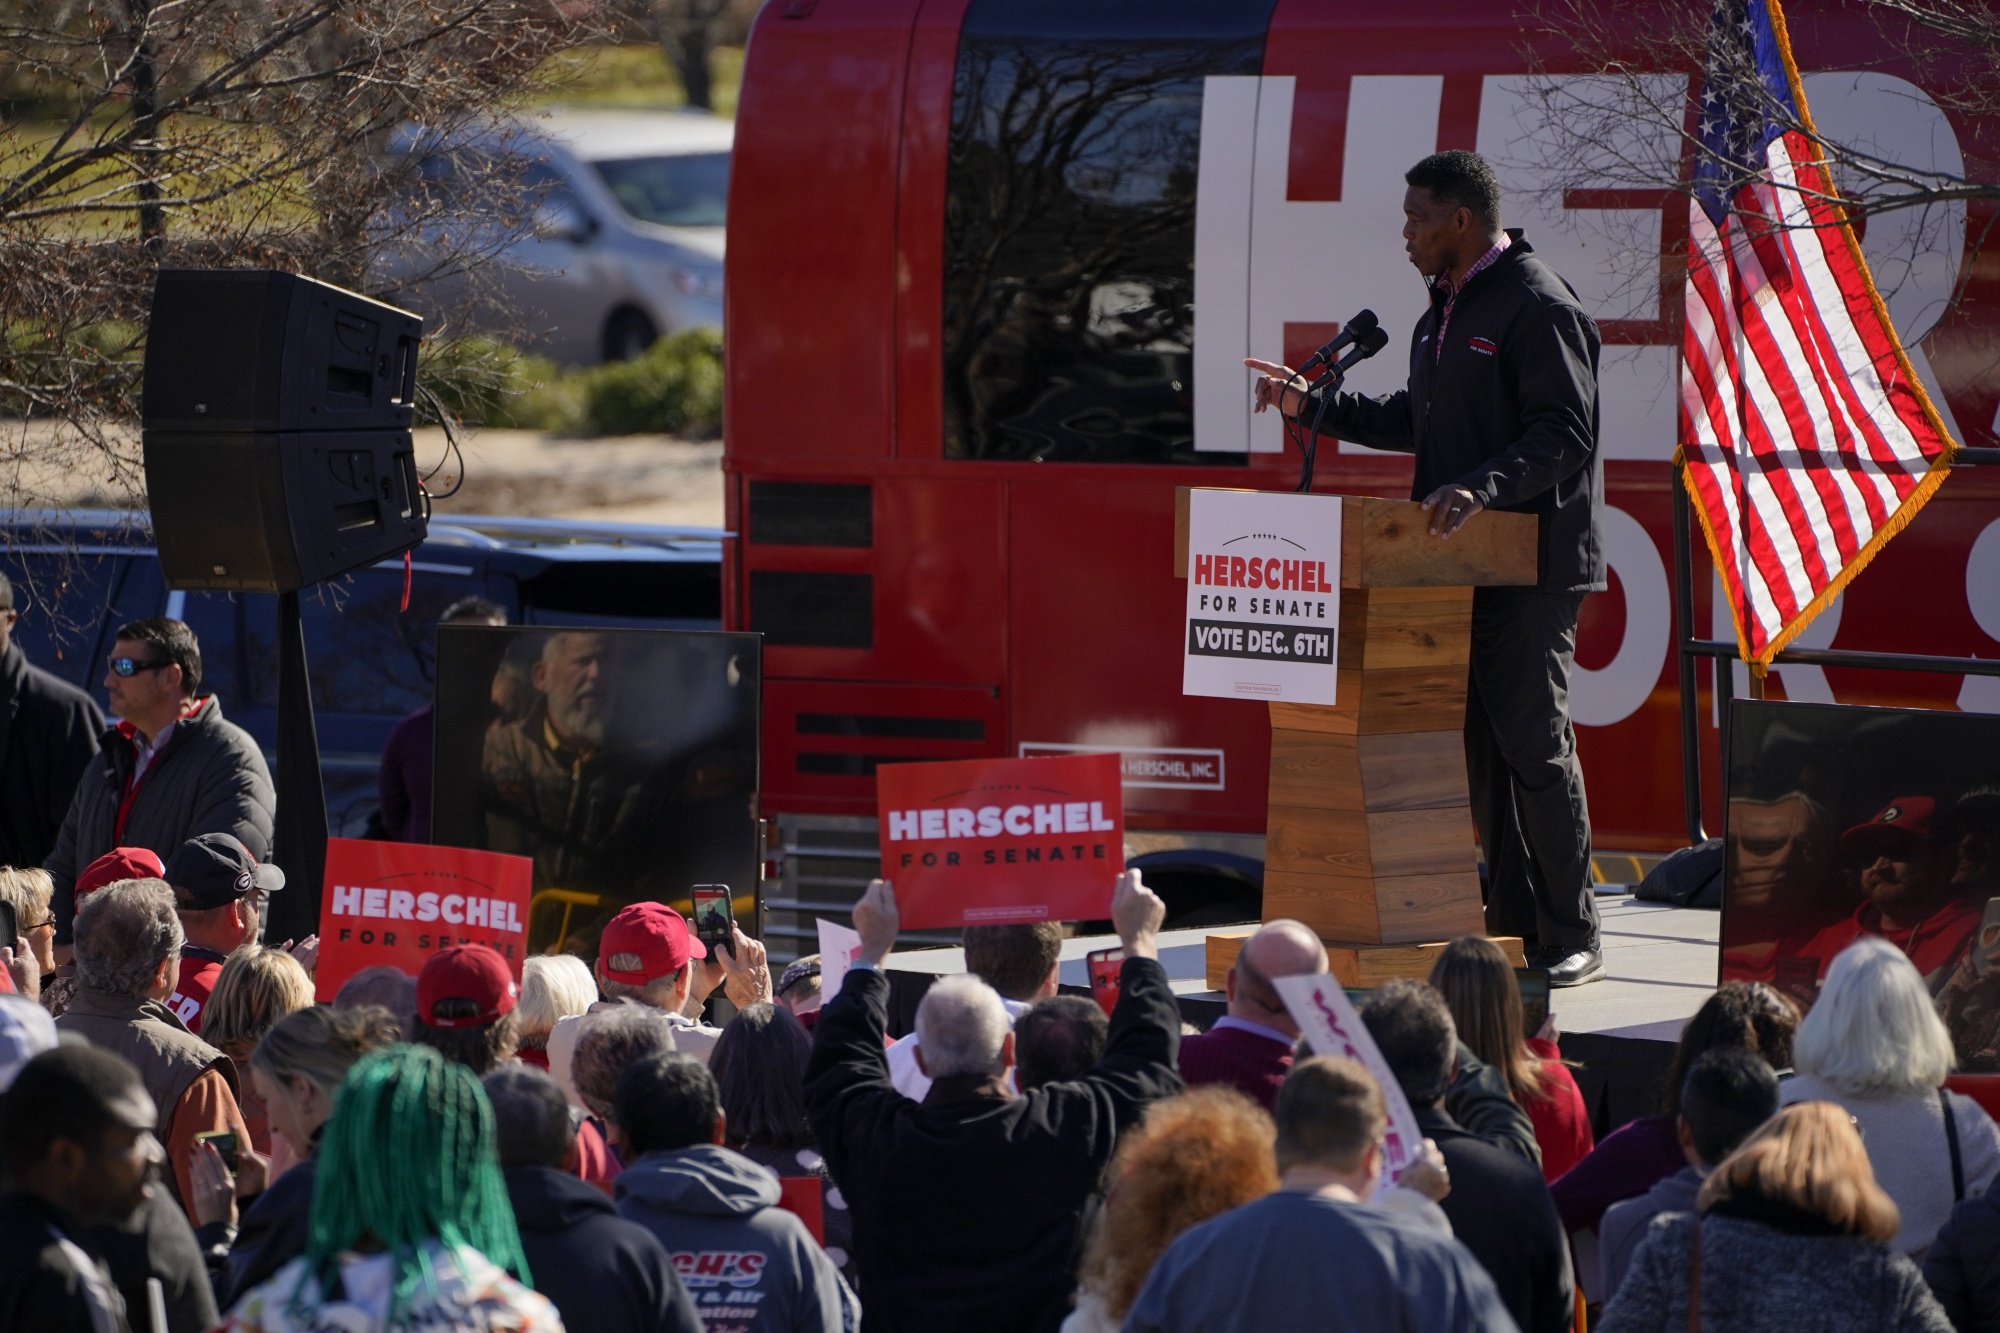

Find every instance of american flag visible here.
[1679,0,1955,665]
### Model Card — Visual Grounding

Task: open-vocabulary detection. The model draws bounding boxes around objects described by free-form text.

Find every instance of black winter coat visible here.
[506,1164,703,1333]
[88,1189,216,1333]
[1925,1190,2000,1331]
[212,1154,316,1310]
[0,642,102,870]
[45,694,274,942]
[1306,231,1606,593]
[805,957,1182,1333]
[1417,1104,1575,1333]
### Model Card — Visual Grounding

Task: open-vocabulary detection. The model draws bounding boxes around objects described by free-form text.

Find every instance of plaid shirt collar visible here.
[1434,232,1512,361]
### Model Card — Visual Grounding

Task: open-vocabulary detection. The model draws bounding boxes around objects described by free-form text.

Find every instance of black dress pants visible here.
[1466,586,1600,953]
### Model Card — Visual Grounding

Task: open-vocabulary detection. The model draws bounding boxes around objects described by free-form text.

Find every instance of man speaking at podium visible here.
[1246,150,1606,987]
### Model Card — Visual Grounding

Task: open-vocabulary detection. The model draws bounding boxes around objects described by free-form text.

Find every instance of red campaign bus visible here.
[722,0,2000,954]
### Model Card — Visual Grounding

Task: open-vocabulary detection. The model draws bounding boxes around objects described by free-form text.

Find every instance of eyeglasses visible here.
[23,916,54,933]
[107,657,171,677]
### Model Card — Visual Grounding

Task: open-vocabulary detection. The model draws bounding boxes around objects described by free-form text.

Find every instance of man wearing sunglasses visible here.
[43,618,274,961]
[0,572,104,873]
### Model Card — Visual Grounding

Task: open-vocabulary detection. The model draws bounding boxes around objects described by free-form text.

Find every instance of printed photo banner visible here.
[876,752,1124,929]
[315,837,535,1001]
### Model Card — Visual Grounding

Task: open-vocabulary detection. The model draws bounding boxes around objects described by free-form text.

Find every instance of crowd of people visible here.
[0,608,1990,1328]
[2,842,1998,1332]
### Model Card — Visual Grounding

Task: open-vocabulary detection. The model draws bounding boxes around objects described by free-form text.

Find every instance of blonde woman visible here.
[1599,1102,1950,1331]
[517,953,597,1071]
[206,1003,402,1307]
[201,947,315,1156]
[0,866,57,1009]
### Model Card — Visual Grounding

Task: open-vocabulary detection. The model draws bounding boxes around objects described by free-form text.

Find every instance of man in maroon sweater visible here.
[1179,920,1327,1109]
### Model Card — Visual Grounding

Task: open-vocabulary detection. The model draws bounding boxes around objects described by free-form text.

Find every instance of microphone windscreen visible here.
[1349,309,1380,335]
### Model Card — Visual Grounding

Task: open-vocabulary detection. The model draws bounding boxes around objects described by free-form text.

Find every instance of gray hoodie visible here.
[615,1143,856,1333]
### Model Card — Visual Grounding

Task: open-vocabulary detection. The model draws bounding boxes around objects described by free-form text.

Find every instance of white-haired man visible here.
[803,871,1181,1333]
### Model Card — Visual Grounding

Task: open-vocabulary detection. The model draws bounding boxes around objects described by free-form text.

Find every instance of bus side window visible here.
[939,7,1265,466]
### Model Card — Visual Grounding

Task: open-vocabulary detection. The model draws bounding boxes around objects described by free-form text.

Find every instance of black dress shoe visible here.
[1535,946,1606,987]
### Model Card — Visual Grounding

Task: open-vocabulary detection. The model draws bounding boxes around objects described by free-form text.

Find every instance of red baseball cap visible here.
[75,848,167,902]
[598,902,705,984]
[416,944,518,1028]
[1840,796,1936,860]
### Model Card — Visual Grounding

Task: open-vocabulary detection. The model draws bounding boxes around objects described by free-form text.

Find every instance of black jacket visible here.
[1447,1041,1543,1168]
[805,957,1182,1333]
[0,642,102,870]
[506,1164,703,1333]
[1925,1191,2000,1331]
[0,1190,129,1333]
[88,1189,215,1333]
[212,1153,317,1309]
[1307,232,1605,593]
[45,694,274,943]
[1416,1104,1575,1333]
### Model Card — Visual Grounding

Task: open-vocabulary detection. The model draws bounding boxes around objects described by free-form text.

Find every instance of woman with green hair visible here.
[217,1043,563,1333]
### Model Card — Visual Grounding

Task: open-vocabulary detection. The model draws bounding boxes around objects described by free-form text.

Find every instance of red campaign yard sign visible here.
[876,752,1124,929]
[314,838,535,1001]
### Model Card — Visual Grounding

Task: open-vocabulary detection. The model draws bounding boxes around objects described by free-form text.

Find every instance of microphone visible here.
[1295,309,1380,377]
[1291,325,1392,494]
[1305,326,1390,394]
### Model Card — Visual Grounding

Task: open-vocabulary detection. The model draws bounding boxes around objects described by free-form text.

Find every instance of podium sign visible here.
[1182,489,1341,704]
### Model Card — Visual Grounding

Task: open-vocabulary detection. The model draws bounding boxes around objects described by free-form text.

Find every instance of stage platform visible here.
[879,893,1721,1134]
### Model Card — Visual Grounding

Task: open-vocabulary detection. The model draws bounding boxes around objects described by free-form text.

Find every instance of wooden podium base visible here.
[1173,490,1541,997]
[1205,928,1527,991]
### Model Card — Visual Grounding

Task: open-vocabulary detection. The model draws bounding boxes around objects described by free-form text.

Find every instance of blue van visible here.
[2,511,724,834]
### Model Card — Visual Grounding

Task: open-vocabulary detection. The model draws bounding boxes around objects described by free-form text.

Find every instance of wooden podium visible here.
[1175,491,1539,987]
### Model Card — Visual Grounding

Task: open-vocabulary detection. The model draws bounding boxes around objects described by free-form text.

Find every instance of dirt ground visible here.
[3,424,726,530]
[417,428,725,528]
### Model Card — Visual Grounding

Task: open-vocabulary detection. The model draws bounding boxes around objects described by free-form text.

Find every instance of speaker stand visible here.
[269,590,328,941]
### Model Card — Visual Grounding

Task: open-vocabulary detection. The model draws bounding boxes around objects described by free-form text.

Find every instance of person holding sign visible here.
[1245,149,1605,986]
[1123,1057,1515,1333]
[1359,980,1574,1333]
[804,870,1180,1333]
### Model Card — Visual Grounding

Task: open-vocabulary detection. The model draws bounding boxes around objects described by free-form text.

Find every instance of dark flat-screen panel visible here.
[1722,700,2000,1068]
[432,626,760,955]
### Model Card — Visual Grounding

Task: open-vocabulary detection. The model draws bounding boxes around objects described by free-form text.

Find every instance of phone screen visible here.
[691,887,733,957]
[1086,947,1124,1016]
[1514,967,1551,1038]
[196,1130,239,1176]
[0,898,16,948]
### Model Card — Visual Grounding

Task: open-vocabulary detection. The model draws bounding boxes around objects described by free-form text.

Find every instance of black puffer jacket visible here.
[45,694,274,942]
[1305,231,1606,594]
[1925,1191,2000,1331]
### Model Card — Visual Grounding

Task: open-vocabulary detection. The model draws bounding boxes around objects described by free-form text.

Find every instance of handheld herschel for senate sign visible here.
[1183,489,1341,705]
[314,838,534,1001]
[877,752,1124,929]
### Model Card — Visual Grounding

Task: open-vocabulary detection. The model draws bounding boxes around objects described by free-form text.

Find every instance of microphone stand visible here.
[1295,367,1343,493]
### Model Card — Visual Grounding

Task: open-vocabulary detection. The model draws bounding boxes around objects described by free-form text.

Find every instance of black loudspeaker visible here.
[141,270,428,592]
[142,270,420,432]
